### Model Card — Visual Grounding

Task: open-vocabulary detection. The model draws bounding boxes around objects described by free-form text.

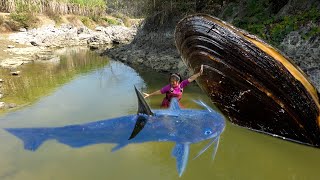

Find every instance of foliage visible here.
[233,1,320,45]
[46,9,63,25]
[102,17,122,26]
[0,0,105,15]
[0,15,4,25]
[66,0,106,8]
[81,17,95,29]
[303,27,320,40]
[9,12,38,29]
[15,0,40,13]
[110,12,132,27]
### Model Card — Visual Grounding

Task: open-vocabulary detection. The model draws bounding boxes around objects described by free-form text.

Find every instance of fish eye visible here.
[204,130,212,135]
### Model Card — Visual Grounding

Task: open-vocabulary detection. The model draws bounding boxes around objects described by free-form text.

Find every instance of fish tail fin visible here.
[169,98,181,111]
[5,128,48,151]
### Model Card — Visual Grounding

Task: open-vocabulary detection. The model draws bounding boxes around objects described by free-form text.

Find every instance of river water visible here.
[0,47,319,180]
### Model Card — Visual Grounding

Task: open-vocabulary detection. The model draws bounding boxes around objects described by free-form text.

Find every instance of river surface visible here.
[0,47,319,180]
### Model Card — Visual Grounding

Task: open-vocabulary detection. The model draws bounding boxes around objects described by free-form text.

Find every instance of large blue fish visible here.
[5,86,225,177]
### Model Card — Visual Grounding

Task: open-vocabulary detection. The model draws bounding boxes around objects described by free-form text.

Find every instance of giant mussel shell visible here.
[175,14,320,147]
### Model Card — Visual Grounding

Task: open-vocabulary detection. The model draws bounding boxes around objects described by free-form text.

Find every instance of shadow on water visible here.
[0,47,109,114]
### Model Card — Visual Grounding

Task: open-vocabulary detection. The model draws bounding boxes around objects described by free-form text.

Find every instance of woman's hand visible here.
[200,64,203,75]
[143,92,150,98]
[196,64,204,77]
[143,90,161,98]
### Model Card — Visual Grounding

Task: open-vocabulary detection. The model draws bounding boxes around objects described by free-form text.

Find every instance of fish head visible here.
[172,110,225,143]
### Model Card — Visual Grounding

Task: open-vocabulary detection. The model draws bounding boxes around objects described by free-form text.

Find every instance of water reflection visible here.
[0,47,109,112]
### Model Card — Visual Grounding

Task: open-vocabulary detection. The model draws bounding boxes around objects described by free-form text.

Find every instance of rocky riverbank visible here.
[102,13,192,79]
[280,31,320,90]
[1,24,136,69]
[103,10,320,91]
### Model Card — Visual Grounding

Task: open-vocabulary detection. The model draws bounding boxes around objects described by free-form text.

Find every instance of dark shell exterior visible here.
[175,14,320,147]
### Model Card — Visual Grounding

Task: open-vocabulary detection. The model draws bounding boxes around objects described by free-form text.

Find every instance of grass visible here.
[102,17,121,26]
[8,12,38,29]
[46,10,63,26]
[234,3,320,45]
[0,15,4,25]
[111,12,133,27]
[65,0,106,8]
[81,16,95,29]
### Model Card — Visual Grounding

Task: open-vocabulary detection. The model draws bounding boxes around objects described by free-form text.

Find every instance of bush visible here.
[0,16,4,25]
[102,17,120,25]
[6,20,21,31]
[111,12,132,27]
[46,10,63,25]
[303,27,320,40]
[234,3,320,45]
[81,17,95,29]
[9,12,38,29]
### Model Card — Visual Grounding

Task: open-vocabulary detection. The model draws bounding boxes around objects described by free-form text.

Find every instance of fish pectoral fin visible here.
[128,115,148,140]
[111,143,128,152]
[171,143,190,177]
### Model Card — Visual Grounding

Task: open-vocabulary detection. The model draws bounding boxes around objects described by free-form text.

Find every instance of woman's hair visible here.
[169,73,182,82]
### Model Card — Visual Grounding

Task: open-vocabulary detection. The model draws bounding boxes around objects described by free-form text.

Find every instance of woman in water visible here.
[143,65,203,108]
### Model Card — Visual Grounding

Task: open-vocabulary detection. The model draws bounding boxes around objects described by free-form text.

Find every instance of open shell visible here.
[175,14,320,147]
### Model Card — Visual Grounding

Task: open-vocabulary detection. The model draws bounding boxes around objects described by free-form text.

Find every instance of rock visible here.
[30,41,39,46]
[89,45,99,50]
[7,45,15,48]
[10,71,21,76]
[19,28,27,32]
[0,59,26,68]
[7,103,17,108]
[280,29,320,91]
[0,102,5,109]
[95,26,104,31]
[9,24,136,48]
[0,79,3,83]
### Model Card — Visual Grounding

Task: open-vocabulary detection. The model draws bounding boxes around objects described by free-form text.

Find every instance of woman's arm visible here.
[188,65,203,83]
[143,90,161,98]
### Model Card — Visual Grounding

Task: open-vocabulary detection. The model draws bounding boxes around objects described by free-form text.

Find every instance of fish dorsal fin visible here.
[171,143,190,177]
[169,98,181,111]
[128,115,148,140]
[134,86,154,116]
